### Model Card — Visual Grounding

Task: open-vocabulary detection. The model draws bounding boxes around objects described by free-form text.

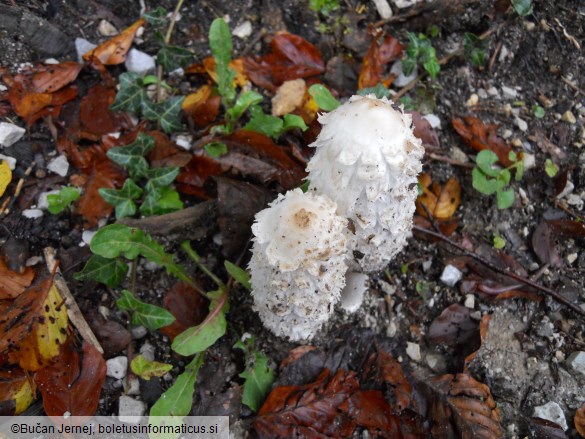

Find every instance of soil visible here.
[1,0,584,437]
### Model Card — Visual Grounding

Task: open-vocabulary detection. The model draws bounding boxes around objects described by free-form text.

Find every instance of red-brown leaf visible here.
[35,340,106,417]
[452,116,513,166]
[359,33,403,89]
[160,282,209,340]
[372,350,413,413]
[31,62,83,93]
[0,258,35,300]
[79,83,127,136]
[147,130,192,168]
[575,403,585,438]
[339,390,402,437]
[83,18,145,65]
[531,221,563,267]
[176,155,224,199]
[427,304,478,346]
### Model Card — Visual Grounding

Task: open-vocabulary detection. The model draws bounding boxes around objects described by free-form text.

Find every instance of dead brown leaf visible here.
[358,32,403,90]
[0,258,35,299]
[31,62,83,93]
[416,173,461,220]
[160,282,209,340]
[576,403,585,438]
[83,18,145,65]
[427,304,479,346]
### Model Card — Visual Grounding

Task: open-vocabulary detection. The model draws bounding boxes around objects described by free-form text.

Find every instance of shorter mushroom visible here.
[249,189,349,340]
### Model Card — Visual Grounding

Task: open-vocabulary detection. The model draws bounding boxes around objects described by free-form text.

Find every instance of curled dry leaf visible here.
[147,130,191,168]
[182,84,221,128]
[358,32,403,90]
[427,304,478,346]
[427,373,502,439]
[0,369,36,415]
[160,282,209,340]
[83,18,145,65]
[176,155,224,199]
[575,403,585,438]
[532,221,563,267]
[416,173,461,220]
[409,111,440,148]
[199,57,248,88]
[365,349,413,413]
[0,258,35,299]
[35,340,106,418]
[31,62,83,93]
[452,116,513,166]
[463,314,490,370]
[339,390,402,437]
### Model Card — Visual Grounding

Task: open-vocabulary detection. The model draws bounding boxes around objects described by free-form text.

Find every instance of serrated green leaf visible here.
[244,111,284,139]
[308,84,340,111]
[117,289,176,330]
[511,0,533,16]
[47,187,81,214]
[157,45,193,71]
[545,158,558,177]
[99,178,143,218]
[204,142,228,158]
[282,114,308,132]
[111,72,149,114]
[74,255,128,287]
[131,355,173,380]
[476,150,501,177]
[140,186,183,216]
[107,133,155,178]
[209,18,236,107]
[224,261,251,291]
[357,83,391,99]
[472,167,499,195]
[145,167,180,191]
[496,188,515,209]
[142,96,185,133]
[423,58,440,80]
[143,6,167,27]
[226,91,263,123]
[239,351,274,412]
[150,353,204,417]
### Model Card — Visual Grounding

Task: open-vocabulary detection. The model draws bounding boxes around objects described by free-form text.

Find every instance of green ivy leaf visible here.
[308,84,340,111]
[106,133,155,179]
[234,337,275,412]
[145,167,180,191]
[401,57,417,77]
[157,45,193,71]
[204,142,229,158]
[47,187,81,214]
[140,186,183,216]
[142,96,185,133]
[209,18,236,107]
[226,90,263,123]
[131,354,173,380]
[143,6,167,27]
[117,289,176,330]
[511,0,533,16]
[224,261,251,291]
[99,178,143,219]
[74,255,128,287]
[357,83,391,99]
[496,188,515,209]
[110,72,149,114]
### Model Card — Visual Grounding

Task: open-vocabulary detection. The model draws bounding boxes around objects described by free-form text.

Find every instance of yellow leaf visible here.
[0,369,36,415]
[8,284,69,371]
[0,160,12,197]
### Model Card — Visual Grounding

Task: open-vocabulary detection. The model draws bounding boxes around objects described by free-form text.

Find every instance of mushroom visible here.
[307,94,424,272]
[249,189,349,340]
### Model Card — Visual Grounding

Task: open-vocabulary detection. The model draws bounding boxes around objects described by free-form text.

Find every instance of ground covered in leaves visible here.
[0,0,584,437]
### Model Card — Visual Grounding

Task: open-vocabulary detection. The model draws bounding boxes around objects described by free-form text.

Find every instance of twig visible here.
[561,76,585,97]
[427,153,474,169]
[44,247,104,353]
[0,161,35,217]
[412,225,585,316]
[156,0,185,104]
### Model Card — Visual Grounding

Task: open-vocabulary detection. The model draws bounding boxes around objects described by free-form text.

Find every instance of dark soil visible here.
[1,0,584,437]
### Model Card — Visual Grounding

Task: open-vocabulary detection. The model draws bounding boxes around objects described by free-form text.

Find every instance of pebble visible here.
[75,38,97,62]
[125,49,155,75]
[0,154,17,170]
[406,342,421,362]
[561,110,576,124]
[98,19,118,36]
[22,209,43,219]
[47,155,70,176]
[139,342,156,362]
[502,85,517,99]
[174,134,192,150]
[422,114,441,129]
[487,86,499,97]
[449,146,468,163]
[339,272,368,313]
[118,395,146,424]
[566,351,585,377]
[232,20,253,39]
[567,253,578,264]
[131,326,148,339]
[514,117,528,132]
[426,353,446,372]
[532,401,568,430]
[106,356,128,380]
[524,21,536,31]
[522,153,535,170]
[498,45,510,62]
[440,265,462,287]
[466,93,478,107]
[464,294,475,309]
[390,60,417,87]
[0,122,26,147]
[372,0,393,19]
[81,230,97,246]
[392,0,421,8]
[124,377,141,396]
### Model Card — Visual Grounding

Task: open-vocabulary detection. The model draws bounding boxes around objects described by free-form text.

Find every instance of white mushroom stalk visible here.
[249,189,349,340]
[307,94,424,272]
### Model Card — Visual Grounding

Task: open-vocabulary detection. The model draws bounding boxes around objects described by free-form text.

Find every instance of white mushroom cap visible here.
[250,189,349,340]
[307,95,424,272]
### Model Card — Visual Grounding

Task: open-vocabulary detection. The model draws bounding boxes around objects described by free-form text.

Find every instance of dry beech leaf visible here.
[409,111,440,148]
[575,403,585,438]
[0,369,36,415]
[160,282,209,340]
[0,258,35,299]
[32,62,83,93]
[201,57,248,88]
[176,155,224,199]
[338,390,402,436]
[416,173,461,220]
[280,346,318,369]
[79,83,127,136]
[358,33,403,90]
[83,18,145,65]
[182,84,221,128]
[452,116,513,166]
[531,221,563,268]
[427,304,478,346]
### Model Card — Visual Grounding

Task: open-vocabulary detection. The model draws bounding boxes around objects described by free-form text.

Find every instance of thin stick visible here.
[412,225,585,316]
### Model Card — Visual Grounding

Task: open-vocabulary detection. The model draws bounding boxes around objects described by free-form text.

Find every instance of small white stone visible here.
[106,356,128,380]
[44,58,60,65]
[139,342,156,362]
[426,353,446,372]
[514,117,528,132]
[118,395,146,424]
[232,20,253,39]
[37,190,60,210]
[450,146,469,163]
[532,401,568,430]
[131,326,148,339]
[567,253,578,264]
[498,45,510,62]
[372,0,393,19]
[487,86,499,97]
[47,155,70,177]
[0,84,7,92]
[566,351,585,377]
[0,154,16,170]
[466,94,479,107]
[167,11,182,22]
[567,194,584,210]
[464,294,475,309]
[124,377,140,396]
[422,259,433,272]
[422,114,441,129]
[440,265,462,287]
[82,230,97,246]
[501,129,513,139]
[470,311,482,320]
[174,134,192,150]
[25,256,43,267]
[502,85,517,99]
[524,21,536,31]
[339,272,368,313]
[75,37,97,63]
[561,111,577,124]
[98,19,118,37]
[406,342,421,362]
[522,153,535,170]
[98,306,110,319]
[390,60,417,87]
[0,122,26,147]
[125,49,156,75]
[392,0,421,8]
[22,209,43,219]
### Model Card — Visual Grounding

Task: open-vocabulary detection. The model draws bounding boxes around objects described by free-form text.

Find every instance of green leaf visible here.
[150,353,204,417]
[111,72,149,114]
[405,32,419,58]
[282,114,308,132]
[545,158,558,177]
[309,0,340,15]
[511,0,533,16]
[308,84,340,111]
[428,25,440,38]
[107,133,155,178]
[399,95,416,111]
[496,188,515,209]
[238,351,274,412]
[90,224,191,283]
[226,91,263,123]
[172,293,227,356]
[514,158,524,182]
[145,167,180,191]
[143,6,167,27]
[244,111,284,139]
[140,186,183,216]
[357,83,391,99]
[47,187,81,214]
[99,178,143,219]
[131,355,173,380]
[117,289,176,330]
[423,57,440,80]
[475,150,501,177]
[533,105,545,119]
[74,255,128,287]
[142,96,185,133]
[224,261,251,291]
[472,167,499,195]
[299,180,310,193]
[204,142,229,158]
[493,235,506,250]
[209,18,236,107]
[157,45,193,71]
[401,57,417,77]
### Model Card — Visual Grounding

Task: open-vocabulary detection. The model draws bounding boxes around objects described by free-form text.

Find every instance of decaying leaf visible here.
[79,83,128,137]
[176,155,224,199]
[409,111,440,148]
[160,282,209,340]
[364,349,413,413]
[452,116,513,166]
[532,221,563,267]
[427,304,478,346]
[358,32,403,90]
[339,390,402,436]
[31,62,83,93]
[463,314,490,369]
[575,403,585,438]
[35,340,106,417]
[527,417,569,439]
[182,85,221,128]
[416,173,461,220]
[0,258,35,299]
[83,18,145,65]
[0,368,36,415]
